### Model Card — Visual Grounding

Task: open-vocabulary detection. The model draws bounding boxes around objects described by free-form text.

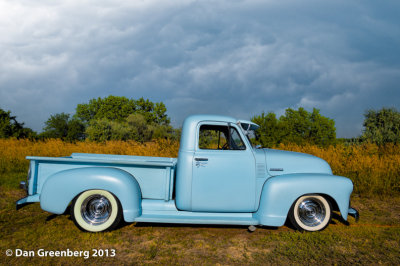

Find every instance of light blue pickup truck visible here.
[17,114,358,232]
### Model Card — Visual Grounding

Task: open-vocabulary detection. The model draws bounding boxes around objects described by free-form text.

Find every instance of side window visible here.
[199,125,246,150]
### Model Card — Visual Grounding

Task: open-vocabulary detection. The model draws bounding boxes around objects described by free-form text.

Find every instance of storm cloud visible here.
[1,0,399,137]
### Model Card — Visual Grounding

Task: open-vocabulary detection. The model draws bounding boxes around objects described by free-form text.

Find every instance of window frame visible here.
[196,121,248,151]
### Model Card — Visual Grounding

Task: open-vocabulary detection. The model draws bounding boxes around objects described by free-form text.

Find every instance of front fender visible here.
[254,173,353,226]
[40,167,142,222]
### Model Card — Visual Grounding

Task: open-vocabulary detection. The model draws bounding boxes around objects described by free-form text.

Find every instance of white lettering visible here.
[13,248,113,259]
[37,249,45,256]
[15,249,35,257]
[15,249,22,257]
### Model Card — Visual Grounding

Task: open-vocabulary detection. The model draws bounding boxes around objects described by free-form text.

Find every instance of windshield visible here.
[246,129,258,147]
[238,121,260,148]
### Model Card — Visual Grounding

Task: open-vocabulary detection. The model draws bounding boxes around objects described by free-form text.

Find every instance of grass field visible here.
[1,139,400,264]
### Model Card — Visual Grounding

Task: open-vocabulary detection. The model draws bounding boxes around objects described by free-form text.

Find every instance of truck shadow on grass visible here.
[45,213,278,232]
[127,210,352,232]
[131,222,279,231]
[44,208,350,232]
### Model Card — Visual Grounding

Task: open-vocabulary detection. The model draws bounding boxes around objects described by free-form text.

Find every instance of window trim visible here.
[196,122,248,151]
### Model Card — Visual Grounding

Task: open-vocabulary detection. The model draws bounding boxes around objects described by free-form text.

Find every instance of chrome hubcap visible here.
[297,198,326,227]
[81,195,112,225]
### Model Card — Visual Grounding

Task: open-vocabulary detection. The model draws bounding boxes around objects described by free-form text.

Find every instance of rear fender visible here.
[40,167,142,222]
[254,173,353,226]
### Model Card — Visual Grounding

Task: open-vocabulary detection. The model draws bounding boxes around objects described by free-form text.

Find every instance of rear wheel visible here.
[289,195,331,232]
[71,190,122,232]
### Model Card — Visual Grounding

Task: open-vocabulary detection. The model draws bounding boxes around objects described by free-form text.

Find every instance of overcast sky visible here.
[1,0,399,137]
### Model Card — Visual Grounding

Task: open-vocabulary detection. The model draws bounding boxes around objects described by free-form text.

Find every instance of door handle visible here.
[194,158,208,161]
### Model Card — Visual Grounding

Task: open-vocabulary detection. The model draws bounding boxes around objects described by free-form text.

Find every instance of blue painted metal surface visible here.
[17,114,357,230]
[265,149,332,176]
[253,173,353,226]
[40,167,142,222]
[191,122,256,212]
[136,200,258,225]
[27,154,176,200]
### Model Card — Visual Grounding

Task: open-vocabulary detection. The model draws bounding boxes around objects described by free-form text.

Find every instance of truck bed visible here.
[28,153,177,167]
[27,153,177,201]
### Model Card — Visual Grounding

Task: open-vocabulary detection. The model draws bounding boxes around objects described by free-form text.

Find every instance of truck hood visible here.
[264,148,332,176]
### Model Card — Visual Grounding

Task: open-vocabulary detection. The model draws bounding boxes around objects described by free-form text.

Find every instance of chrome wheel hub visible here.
[297,198,326,227]
[81,195,112,225]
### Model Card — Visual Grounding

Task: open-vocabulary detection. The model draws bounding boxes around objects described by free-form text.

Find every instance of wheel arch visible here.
[254,173,353,227]
[40,167,142,222]
[318,193,340,212]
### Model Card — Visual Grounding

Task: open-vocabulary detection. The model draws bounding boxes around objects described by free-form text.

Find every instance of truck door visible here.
[191,123,257,212]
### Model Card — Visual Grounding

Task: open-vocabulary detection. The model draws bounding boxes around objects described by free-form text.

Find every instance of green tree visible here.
[86,113,179,142]
[85,118,122,142]
[0,108,36,139]
[86,114,153,142]
[152,124,180,141]
[135,98,170,125]
[252,107,336,147]
[125,113,155,142]
[75,95,172,142]
[279,107,336,146]
[251,112,281,148]
[75,96,170,125]
[308,108,336,146]
[361,107,400,145]
[41,113,85,141]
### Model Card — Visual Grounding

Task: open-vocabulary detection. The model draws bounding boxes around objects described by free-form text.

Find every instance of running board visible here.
[134,213,258,225]
[135,199,259,225]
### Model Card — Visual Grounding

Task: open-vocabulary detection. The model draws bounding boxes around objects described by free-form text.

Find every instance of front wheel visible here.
[71,190,122,232]
[289,195,332,232]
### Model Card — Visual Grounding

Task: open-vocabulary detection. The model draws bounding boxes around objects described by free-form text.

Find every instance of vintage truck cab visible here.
[17,114,359,232]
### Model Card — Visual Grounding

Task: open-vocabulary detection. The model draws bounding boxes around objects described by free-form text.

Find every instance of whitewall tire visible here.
[289,195,332,232]
[71,190,122,232]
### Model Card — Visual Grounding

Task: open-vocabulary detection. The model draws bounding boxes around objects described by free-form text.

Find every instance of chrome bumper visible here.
[16,181,33,210]
[16,196,33,210]
[348,207,359,222]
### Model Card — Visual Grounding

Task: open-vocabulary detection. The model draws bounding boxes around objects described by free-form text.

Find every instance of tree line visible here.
[251,107,400,147]
[38,96,180,142]
[251,108,336,147]
[0,109,36,139]
[1,96,180,142]
[1,96,399,146]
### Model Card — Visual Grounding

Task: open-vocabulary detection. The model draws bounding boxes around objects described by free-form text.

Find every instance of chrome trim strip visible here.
[269,168,284,171]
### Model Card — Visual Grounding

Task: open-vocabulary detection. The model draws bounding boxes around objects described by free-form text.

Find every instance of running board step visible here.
[134,214,258,225]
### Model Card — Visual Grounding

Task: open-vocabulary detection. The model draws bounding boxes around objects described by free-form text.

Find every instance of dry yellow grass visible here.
[1,139,399,196]
[0,139,179,174]
[278,143,400,195]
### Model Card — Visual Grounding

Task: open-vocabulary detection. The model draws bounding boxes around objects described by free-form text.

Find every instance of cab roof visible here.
[180,114,260,152]
[183,114,238,125]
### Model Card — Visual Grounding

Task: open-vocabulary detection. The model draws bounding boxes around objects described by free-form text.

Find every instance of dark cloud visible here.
[0,0,399,137]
